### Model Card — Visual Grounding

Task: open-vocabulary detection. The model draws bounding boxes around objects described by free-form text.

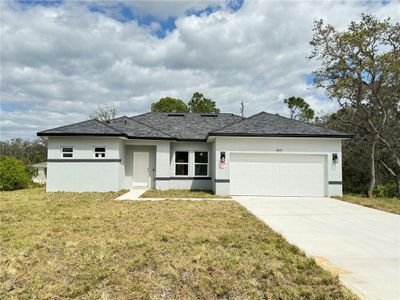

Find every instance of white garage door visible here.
[230,153,326,197]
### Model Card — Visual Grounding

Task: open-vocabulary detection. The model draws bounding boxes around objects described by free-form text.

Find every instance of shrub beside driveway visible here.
[1,188,356,299]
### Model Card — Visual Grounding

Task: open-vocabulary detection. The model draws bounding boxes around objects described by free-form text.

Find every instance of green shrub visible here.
[0,156,32,191]
[343,178,369,195]
[375,183,398,198]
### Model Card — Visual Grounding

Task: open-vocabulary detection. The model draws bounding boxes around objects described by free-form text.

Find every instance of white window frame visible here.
[174,151,189,176]
[61,146,73,158]
[93,146,106,158]
[194,151,209,177]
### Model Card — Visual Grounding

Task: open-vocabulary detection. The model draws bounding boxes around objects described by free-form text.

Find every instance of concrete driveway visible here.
[234,196,400,300]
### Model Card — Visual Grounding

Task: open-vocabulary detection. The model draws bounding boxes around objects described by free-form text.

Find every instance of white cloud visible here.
[123,0,226,19]
[1,0,399,139]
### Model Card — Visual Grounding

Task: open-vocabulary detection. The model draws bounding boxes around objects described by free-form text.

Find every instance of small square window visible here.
[61,147,73,158]
[94,147,106,158]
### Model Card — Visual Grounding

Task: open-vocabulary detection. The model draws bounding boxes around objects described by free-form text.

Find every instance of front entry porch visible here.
[121,140,214,192]
[124,144,157,189]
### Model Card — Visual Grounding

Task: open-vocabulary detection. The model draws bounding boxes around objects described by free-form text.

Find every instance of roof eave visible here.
[126,136,177,141]
[208,133,354,138]
[37,132,124,137]
[37,132,178,140]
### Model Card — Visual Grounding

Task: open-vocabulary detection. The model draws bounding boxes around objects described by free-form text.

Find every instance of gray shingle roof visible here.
[210,112,352,138]
[108,117,174,139]
[37,119,123,136]
[131,112,243,140]
[37,112,352,140]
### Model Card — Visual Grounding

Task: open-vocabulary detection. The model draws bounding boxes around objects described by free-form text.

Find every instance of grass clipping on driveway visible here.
[1,189,356,299]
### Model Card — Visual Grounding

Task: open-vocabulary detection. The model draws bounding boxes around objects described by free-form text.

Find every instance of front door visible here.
[133,152,149,187]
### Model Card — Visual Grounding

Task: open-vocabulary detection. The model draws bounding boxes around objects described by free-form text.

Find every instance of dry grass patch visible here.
[141,189,231,199]
[1,188,356,299]
[334,194,400,214]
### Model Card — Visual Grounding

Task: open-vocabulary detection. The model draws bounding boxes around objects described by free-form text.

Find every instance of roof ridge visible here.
[208,111,265,134]
[93,118,126,135]
[130,112,152,118]
[124,116,176,138]
[131,112,240,116]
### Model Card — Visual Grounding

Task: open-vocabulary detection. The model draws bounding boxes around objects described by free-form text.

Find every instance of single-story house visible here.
[31,162,47,184]
[37,112,352,196]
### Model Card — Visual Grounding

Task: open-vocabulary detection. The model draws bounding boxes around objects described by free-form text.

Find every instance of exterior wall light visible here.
[332,153,338,164]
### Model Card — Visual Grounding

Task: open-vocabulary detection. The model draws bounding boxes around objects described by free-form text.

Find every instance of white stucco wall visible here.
[46,137,124,192]
[213,137,343,196]
[47,162,121,192]
[46,137,173,192]
[47,137,122,159]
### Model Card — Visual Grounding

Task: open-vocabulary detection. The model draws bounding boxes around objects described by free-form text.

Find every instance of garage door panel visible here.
[230,153,326,197]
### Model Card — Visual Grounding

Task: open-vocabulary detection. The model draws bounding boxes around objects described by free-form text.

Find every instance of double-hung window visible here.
[61,147,73,158]
[195,152,208,176]
[94,147,106,158]
[175,151,189,176]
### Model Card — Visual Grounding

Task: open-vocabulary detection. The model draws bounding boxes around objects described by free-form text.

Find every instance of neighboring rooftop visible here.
[37,112,352,140]
[31,162,47,168]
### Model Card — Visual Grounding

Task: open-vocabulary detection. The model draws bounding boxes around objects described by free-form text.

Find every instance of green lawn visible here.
[1,188,356,299]
[141,189,231,199]
[334,194,400,214]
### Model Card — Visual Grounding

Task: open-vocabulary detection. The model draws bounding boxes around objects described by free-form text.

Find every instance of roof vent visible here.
[167,113,185,117]
[201,114,218,117]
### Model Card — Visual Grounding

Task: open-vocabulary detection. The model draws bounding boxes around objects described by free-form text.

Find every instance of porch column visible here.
[155,141,170,190]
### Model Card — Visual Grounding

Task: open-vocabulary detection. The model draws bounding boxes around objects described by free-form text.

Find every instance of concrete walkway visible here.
[115,188,149,200]
[234,196,400,300]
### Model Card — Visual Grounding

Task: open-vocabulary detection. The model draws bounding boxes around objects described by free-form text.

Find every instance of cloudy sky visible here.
[1,0,399,140]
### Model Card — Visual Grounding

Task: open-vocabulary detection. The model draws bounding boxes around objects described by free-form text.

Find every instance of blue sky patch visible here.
[303,74,315,85]
[87,2,176,39]
[228,0,244,11]
[1,103,21,112]
[16,0,63,7]
[186,4,222,17]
